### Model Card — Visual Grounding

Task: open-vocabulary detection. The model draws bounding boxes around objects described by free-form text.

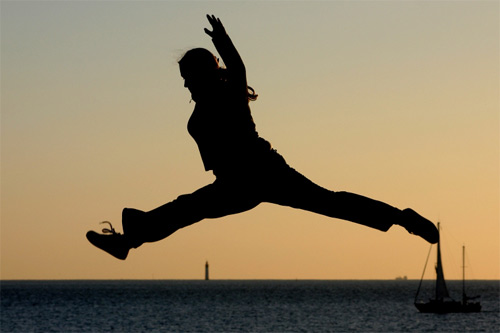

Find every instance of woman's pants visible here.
[123,151,402,247]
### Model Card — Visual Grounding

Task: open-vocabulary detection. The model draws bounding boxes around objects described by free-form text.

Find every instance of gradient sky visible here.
[1,1,498,280]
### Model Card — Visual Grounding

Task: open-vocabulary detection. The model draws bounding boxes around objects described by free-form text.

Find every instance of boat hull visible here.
[415,300,481,313]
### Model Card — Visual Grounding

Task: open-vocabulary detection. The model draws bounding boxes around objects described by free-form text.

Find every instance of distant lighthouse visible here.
[205,261,209,281]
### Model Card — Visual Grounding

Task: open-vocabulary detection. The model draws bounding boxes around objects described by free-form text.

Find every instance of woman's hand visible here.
[204,14,226,39]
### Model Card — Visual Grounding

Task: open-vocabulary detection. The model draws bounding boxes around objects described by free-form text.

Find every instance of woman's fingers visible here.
[206,14,225,35]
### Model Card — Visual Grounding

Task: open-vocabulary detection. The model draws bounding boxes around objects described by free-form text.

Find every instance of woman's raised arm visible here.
[204,15,247,87]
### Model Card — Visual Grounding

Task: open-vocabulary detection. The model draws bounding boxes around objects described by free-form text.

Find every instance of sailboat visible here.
[414,223,481,313]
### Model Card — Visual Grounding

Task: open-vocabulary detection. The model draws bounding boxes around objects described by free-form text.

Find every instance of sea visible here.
[1,280,498,332]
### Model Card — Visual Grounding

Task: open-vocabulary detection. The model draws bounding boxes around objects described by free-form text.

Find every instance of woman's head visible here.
[178,47,258,102]
[179,48,220,101]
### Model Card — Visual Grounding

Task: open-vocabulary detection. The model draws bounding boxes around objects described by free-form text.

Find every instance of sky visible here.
[1,1,498,280]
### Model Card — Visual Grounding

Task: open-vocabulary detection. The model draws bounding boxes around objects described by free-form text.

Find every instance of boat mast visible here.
[462,245,466,305]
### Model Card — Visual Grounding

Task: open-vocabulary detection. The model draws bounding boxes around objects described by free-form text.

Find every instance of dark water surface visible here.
[1,280,498,332]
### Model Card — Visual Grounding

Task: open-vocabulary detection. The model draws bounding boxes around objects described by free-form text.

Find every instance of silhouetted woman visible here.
[87,15,438,260]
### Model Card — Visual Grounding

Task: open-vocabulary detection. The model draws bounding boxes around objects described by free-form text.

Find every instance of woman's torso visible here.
[188,90,272,175]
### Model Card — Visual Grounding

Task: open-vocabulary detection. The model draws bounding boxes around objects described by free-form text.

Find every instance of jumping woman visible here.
[87,15,438,260]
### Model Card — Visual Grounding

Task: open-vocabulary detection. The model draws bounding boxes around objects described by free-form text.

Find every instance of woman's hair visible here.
[179,48,219,74]
[179,48,258,102]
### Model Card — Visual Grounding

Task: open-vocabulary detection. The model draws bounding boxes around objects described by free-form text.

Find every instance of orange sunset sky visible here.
[1,1,498,280]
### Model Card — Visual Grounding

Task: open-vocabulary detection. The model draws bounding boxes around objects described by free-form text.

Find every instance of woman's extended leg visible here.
[125,178,260,245]
[87,178,261,259]
[260,160,438,243]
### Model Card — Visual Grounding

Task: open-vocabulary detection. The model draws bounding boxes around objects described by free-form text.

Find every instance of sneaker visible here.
[86,221,130,260]
[400,208,439,244]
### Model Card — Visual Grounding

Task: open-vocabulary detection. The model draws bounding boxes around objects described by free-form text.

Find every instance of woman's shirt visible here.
[187,33,271,175]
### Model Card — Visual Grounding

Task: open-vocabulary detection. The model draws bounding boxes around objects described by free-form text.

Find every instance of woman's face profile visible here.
[180,65,216,102]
